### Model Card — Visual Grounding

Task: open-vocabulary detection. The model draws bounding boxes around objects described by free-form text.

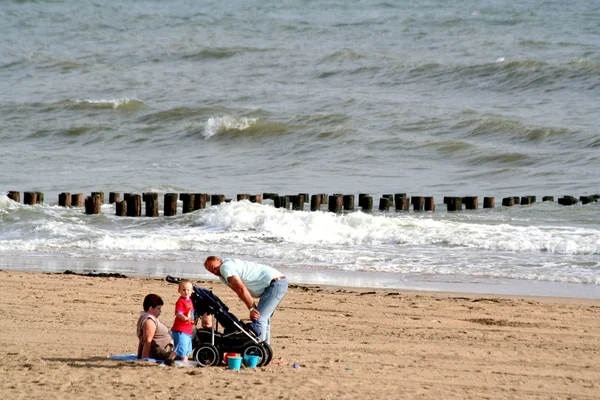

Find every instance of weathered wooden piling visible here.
[512,196,521,205]
[194,193,208,210]
[394,193,407,206]
[211,194,226,206]
[358,194,369,208]
[262,193,278,201]
[383,194,394,206]
[85,194,102,215]
[378,197,390,211]
[71,194,83,207]
[502,197,515,207]
[143,192,158,217]
[484,197,495,208]
[7,191,20,202]
[91,192,104,204]
[237,194,249,201]
[343,195,355,211]
[358,193,368,205]
[115,200,126,216]
[424,196,435,212]
[580,195,598,205]
[274,195,289,209]
[328,195,343,213]
[411,196,425,211]
[320,194,328,205]
[35,192,44,204]
[58,192,71,207]
[558,196,578,206]
[299,193,309,206]
[180,193,195,214]
[250,194,262,204]
[310,194,321,211]
[520,196,535,206]
[542,196,554,202]
[447,197,462,212]
[361,196,373,211]
[464,196,478,210]
[164,193,178,216]
[24,192,38,205]
[290,195,304,211]
[396,197,410,212]
[127,194,141,217]
[109,192,120,204]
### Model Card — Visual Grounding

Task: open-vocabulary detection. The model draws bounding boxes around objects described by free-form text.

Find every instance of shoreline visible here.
[0,254,598,300]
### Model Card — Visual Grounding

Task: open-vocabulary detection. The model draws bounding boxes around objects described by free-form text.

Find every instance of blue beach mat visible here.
[108,353,198,367]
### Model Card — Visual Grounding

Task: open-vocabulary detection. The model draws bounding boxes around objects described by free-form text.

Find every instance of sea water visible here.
[0,0,598,298]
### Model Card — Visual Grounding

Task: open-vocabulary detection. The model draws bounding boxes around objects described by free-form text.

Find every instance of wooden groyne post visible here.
[84,194,102,215]
[109,192,120,204]
[143,192,158,217]
[24,191,38,205]
[424,196,435,211]
[164,193,178,216]
[310,194,321,211]
[343,195,355,211]
[71,194,83,207]
[7,191,20,202]
[58,192,71,207]
[194,193,208,210]
[378,197,390,211]
[180,193,195,214]
[483,197,495,208]
[411,196,425,211]
[395,196,409,212]
[446,197,462,212]
[328,194,343,213]
[116,200,127,216]
[125,193,141,217]
[464,197,478,210]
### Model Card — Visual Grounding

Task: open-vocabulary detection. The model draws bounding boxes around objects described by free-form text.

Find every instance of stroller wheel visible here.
[193,343,220,367]
[242,344,269,367]
[261,342,273,366]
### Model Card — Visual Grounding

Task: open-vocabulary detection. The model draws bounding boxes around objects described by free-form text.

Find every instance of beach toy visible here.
[244,355,261,368]
[227,356,242,370]
[223,352,239,364]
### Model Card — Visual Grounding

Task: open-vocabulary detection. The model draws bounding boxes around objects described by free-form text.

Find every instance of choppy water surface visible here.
[0,0,598,297]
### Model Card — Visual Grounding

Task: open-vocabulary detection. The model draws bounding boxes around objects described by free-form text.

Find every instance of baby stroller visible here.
[165,275,273,367]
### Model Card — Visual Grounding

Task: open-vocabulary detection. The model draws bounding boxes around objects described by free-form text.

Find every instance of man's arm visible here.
[227,275,260,320]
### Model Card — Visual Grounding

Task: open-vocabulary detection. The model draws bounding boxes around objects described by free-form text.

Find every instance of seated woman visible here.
[137,294,174,360]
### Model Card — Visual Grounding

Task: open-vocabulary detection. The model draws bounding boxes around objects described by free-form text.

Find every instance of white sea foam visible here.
[74,98,145,110]
[203,115,258,138]
[0,200,598,286]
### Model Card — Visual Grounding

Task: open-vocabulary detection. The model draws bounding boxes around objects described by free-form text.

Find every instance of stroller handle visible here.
[165,275,182,284]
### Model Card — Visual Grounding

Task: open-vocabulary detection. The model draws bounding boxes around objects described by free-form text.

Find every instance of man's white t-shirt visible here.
[219,258,282,298]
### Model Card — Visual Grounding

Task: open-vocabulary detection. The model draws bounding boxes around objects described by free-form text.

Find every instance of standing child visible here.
[167,279,195,364]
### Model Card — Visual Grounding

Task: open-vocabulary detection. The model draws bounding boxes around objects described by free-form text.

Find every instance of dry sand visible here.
[0,270,598,399]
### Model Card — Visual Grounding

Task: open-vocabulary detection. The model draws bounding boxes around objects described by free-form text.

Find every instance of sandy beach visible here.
[0,270,598,399]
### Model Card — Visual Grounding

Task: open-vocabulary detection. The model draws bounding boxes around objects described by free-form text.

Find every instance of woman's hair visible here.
[143,294,164,311]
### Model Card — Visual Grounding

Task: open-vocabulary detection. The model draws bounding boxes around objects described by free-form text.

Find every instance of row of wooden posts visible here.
[5,191,599,216]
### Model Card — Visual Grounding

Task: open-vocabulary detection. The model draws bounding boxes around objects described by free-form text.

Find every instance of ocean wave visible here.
[70,98,146,111]
[181,46,271,61]
[451,115,597,148]
[399,59,600,93]
[202,115,288,139]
